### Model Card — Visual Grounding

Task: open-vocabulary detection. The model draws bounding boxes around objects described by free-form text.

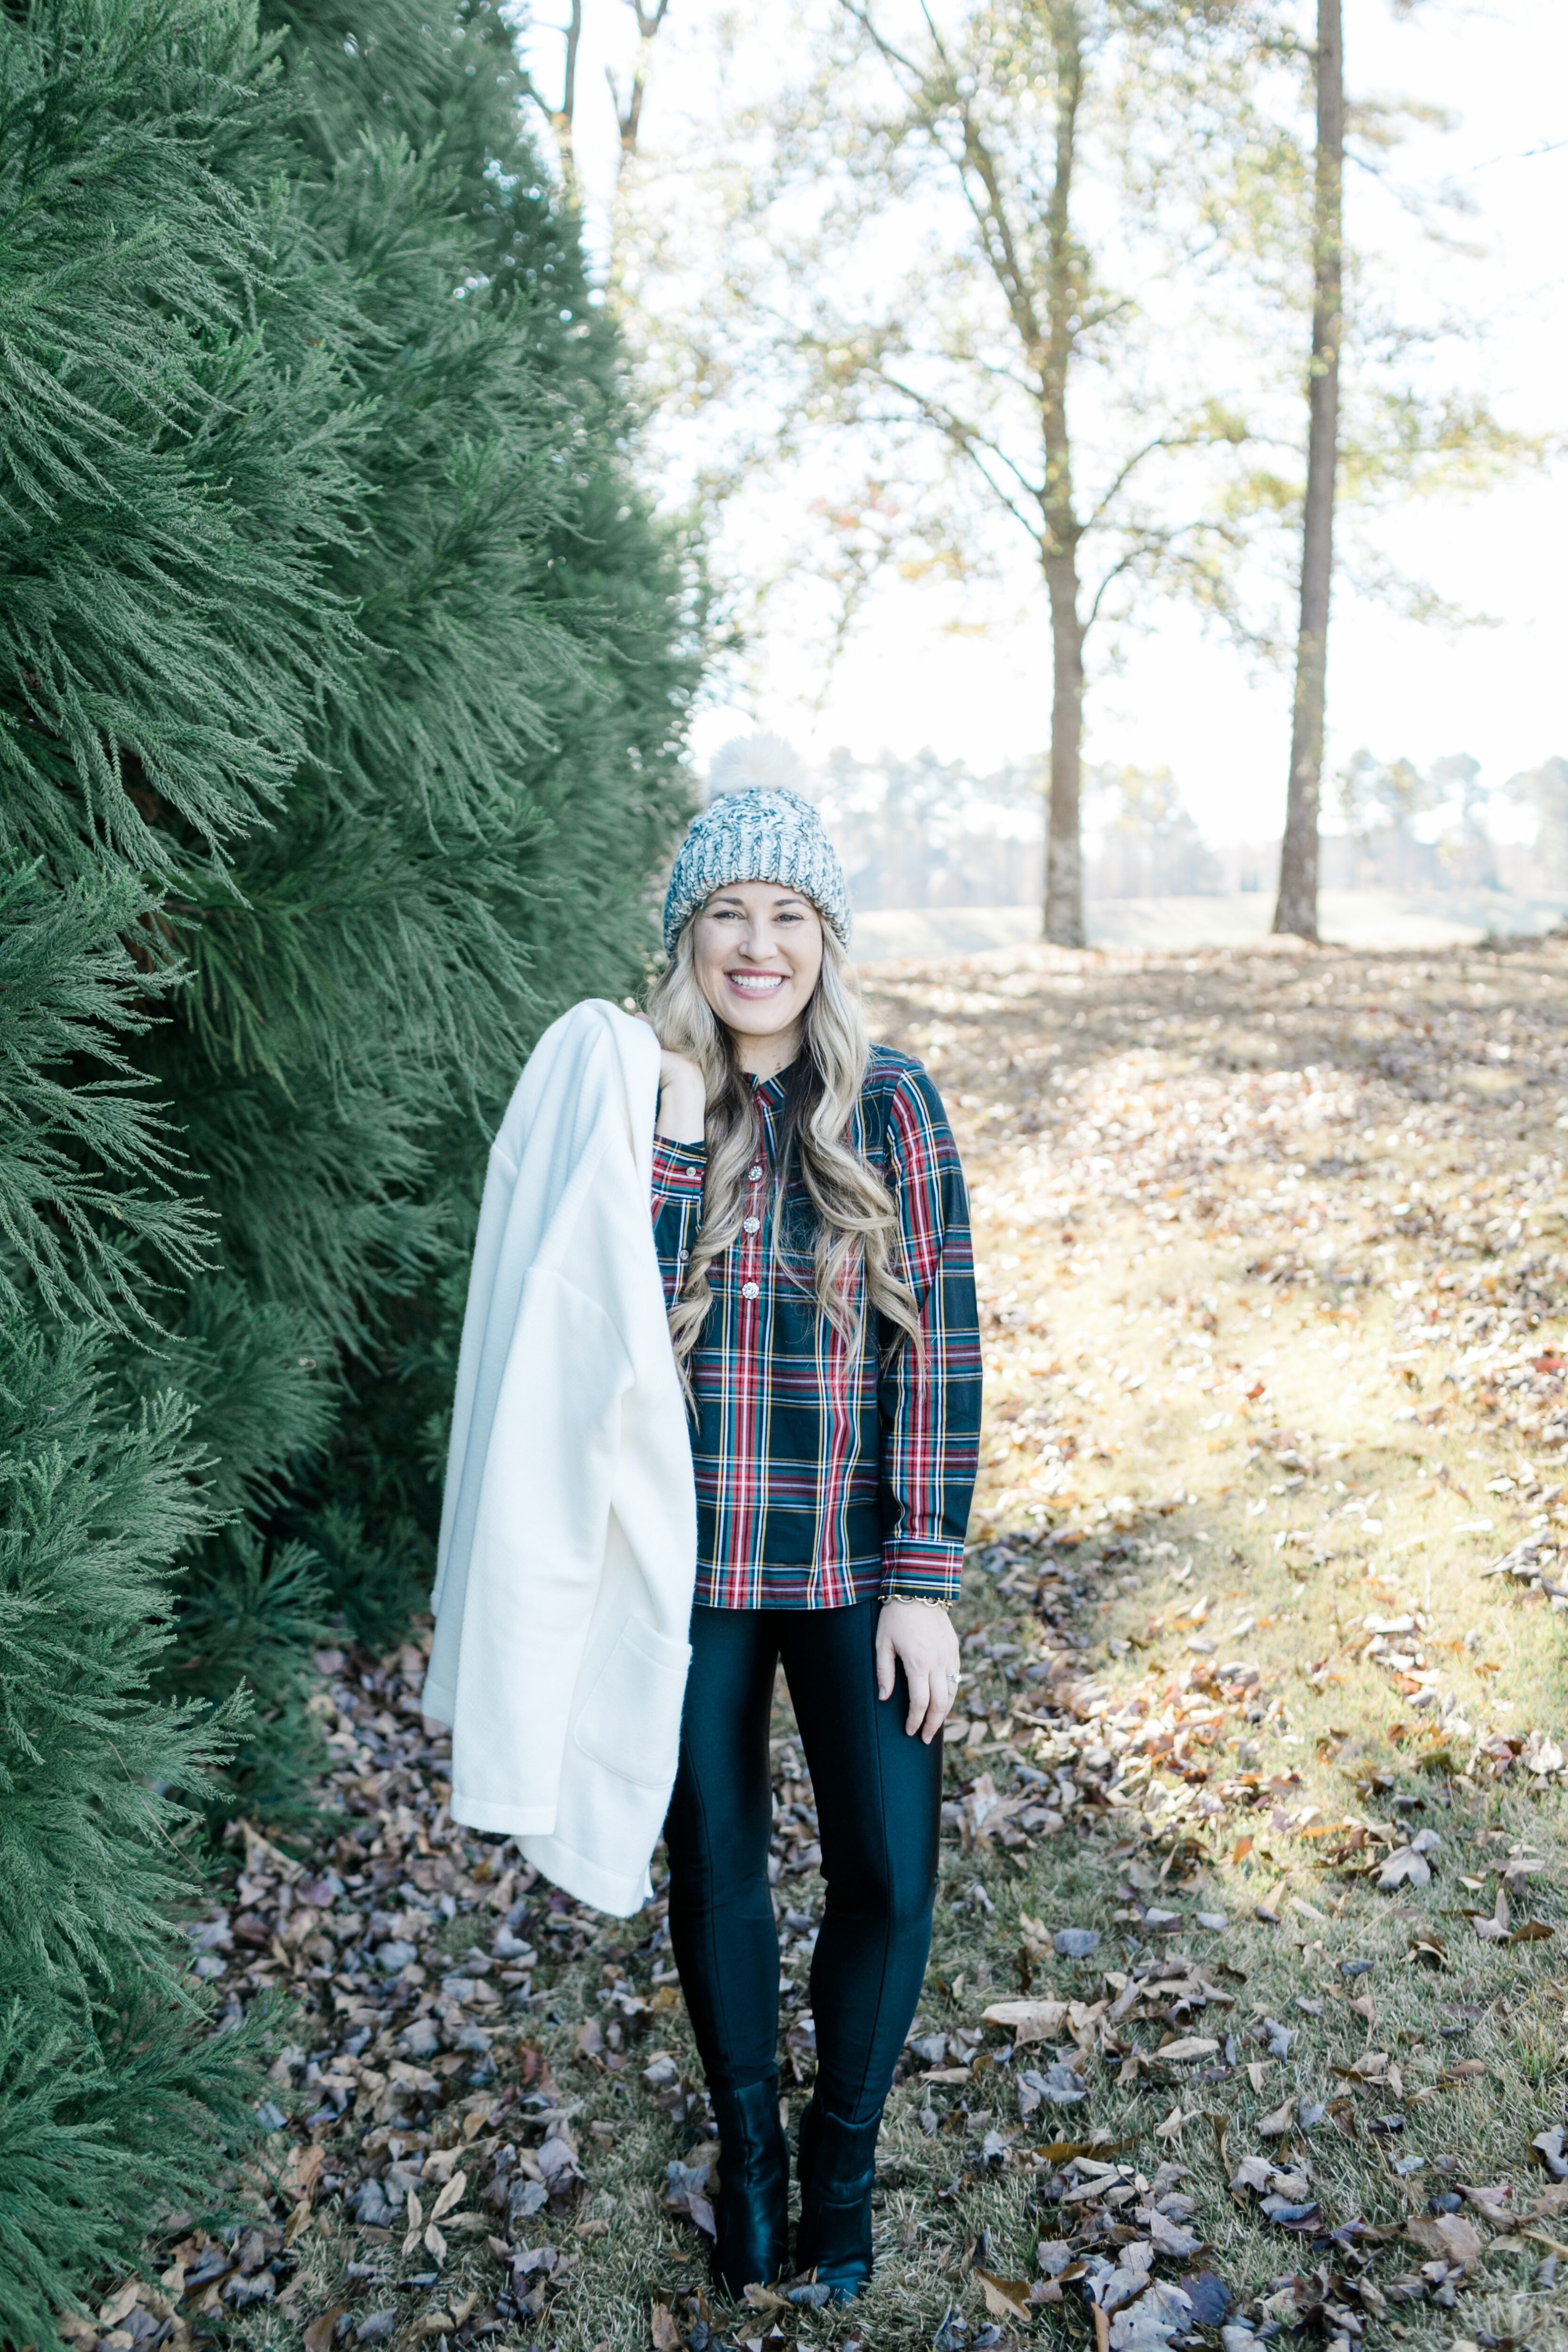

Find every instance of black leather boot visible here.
[708,2076,790,2299]
[794,2097,880,2298]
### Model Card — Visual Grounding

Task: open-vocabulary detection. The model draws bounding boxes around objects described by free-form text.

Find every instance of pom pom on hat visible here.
[707,731,810,797]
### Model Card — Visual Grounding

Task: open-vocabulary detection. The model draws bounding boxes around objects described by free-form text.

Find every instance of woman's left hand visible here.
[876,1598,962,1743]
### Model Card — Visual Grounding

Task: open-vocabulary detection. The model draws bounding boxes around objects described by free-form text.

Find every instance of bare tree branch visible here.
[608,0,673,173]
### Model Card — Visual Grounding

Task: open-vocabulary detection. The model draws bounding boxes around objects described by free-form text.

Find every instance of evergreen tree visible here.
[0,0,693,2323]
[258,0,700,1646]
[141,0,698,1764]
[1,3,358,2327]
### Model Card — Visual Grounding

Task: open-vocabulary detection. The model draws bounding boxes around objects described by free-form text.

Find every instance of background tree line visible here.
[796,740,1568,910]
[0,0,693,2331]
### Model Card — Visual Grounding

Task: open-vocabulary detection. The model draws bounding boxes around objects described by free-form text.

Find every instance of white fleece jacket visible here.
[420,999,697,1916]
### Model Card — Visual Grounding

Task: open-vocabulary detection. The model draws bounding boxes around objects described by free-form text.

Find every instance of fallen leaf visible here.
[1154,2106,1187,2142]
[1260,2197,1321,2229]
[429,2170,468,2223]
[510,2246,559,2279]
[1229,2156,1274,2193]
[1055,1927,1102,1959]
[1018,2060,1088,2108]
[981,1998,1069,2045]
[1378,1848,1432,1891]
[1147,2210,1202,2259]
[284,2144,326,2199]
[1405,2213,1483,2268]
[98,2285,144,2330]
[1257,2100,1295,2138]
[978,2271,1034,2322]
[650,2300,685,2349]
[662,2156,717,2240]
[1156,2038,1218,2063]
[1178,2270,1233,2328]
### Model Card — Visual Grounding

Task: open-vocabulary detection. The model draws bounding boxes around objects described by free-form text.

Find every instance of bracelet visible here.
[882,1592,951,1610]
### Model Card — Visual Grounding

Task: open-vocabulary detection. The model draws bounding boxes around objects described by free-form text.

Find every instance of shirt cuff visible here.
[652,1135,706,1197]
[878,1539,964,1605]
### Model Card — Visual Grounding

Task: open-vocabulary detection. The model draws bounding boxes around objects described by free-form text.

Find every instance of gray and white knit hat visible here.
[662,734,851,957]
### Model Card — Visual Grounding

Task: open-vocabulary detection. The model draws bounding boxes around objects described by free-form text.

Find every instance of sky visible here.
[530,0,1568,844]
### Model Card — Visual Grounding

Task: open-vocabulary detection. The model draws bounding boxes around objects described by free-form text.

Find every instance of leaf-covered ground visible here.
[83,936,1568,2352]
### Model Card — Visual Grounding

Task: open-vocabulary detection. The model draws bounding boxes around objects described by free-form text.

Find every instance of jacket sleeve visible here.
[429,1140,519,1628]
[651,1135,706,1310]
[876,1065,982,1603]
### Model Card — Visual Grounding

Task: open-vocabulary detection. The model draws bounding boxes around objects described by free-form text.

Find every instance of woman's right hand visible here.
[643,1024,706,1144]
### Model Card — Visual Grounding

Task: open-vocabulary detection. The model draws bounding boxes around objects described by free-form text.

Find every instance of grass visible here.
[205,935,1568,2352]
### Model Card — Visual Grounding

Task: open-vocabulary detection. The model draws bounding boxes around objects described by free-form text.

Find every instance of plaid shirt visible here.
[650,1046,981,1610]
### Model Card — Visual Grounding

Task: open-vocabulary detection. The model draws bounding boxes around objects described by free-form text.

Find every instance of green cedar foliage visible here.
[0,3,345,2327]
[238,0,699,1661]
[1,0,692,2325]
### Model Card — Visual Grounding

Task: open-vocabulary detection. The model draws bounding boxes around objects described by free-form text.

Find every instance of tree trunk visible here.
[1044,553,1086,947]
[1274,0,1343,944]
[550,0,583,206]
[1040,3,1086,949]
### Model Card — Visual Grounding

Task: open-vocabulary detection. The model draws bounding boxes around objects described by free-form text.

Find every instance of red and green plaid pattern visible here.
[651,1047,981,1610]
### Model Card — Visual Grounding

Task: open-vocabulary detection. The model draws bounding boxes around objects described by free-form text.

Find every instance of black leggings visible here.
[662,1597,943,2129]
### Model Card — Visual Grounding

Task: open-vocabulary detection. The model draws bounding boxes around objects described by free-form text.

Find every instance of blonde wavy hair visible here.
[646,915,922,1372]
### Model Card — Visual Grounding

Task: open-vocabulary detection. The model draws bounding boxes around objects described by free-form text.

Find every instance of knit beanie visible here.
[662,734,851,957]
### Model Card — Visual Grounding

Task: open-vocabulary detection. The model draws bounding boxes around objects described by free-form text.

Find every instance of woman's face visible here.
[691,882,824,1054]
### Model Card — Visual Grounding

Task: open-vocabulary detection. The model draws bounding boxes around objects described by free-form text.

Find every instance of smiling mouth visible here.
[725,970,786,997]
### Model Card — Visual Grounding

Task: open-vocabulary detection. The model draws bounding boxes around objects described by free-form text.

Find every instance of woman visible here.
[645,778,982,2301]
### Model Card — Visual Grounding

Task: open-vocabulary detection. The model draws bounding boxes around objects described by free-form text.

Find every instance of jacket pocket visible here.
[572,1616,691,1788]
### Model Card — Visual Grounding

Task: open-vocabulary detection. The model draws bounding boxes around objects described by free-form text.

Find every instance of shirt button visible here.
[748,1165,763,1183]
[743,1216,760,1234]
[741,1281,760,1300]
